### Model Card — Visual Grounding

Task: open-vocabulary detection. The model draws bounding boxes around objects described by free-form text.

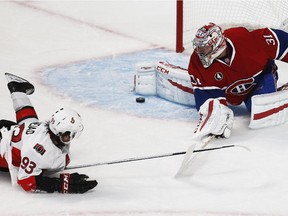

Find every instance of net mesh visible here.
[181,0,288,53]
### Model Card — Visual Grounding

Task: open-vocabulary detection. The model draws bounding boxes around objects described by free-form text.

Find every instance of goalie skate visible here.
[5,73,35,95]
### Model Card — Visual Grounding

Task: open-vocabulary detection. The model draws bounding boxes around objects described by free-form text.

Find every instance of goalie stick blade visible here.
[175,135,215,178]
[174,143,196,178]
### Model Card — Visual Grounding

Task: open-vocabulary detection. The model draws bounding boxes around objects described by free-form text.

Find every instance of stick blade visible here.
[175,135,215,178]
[174,143,196,178]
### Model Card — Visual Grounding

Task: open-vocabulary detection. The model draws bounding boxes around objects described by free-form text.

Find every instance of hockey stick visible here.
[175,136,250,177]
[175,135,215,177]
[66,144,242,170]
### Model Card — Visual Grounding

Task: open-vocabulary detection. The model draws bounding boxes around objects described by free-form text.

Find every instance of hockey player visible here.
[0,73,97,193]
[189,22,288,139]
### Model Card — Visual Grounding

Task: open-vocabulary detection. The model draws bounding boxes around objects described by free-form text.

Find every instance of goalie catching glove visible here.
[193,98,234,139]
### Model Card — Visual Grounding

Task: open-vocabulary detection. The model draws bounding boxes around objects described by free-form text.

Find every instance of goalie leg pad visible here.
[249,90,288,129]
[134,63,156,95]
[134,61,195,106]
[155,62,195,106]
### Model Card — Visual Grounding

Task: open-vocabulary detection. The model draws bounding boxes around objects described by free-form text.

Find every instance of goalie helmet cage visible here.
[176,0,288,53]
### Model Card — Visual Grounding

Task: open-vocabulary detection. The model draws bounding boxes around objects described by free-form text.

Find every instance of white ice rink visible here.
[1,1,288,216]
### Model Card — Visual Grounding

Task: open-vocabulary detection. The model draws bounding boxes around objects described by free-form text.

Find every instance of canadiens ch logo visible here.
[226,77,256,96]
[214,72,223,81]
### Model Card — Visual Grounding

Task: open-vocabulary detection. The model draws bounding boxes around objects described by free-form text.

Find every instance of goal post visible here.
[176,0,288,53]
[176,0,184,53]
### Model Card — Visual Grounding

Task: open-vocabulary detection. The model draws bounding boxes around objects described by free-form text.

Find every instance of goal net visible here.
[176,0,288,53]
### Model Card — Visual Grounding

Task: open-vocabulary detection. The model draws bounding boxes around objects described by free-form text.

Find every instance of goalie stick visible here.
[175,136,250,177]
[175,135,215,177]
[65,143,247,170]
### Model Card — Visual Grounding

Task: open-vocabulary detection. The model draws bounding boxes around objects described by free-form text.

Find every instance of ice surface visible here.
[41,49,196,121]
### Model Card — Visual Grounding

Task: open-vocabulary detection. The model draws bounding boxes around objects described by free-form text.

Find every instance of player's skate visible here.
[5,73,35,95]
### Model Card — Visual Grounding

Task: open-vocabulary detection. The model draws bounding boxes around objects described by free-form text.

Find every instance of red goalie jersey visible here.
[188,26,288,111]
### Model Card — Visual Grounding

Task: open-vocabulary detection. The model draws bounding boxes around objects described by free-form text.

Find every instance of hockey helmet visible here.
[193,23,227,68]
[49,108,84,145]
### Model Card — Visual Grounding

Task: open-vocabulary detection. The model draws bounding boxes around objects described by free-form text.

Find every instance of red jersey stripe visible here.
[253,103,288,120]
[16,106,38,123]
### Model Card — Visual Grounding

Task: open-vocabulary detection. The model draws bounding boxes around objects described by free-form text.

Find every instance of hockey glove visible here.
[58,172,98,194]
[193,98,234,139]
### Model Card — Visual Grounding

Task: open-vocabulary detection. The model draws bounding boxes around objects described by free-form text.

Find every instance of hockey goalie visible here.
[134,20,288,140]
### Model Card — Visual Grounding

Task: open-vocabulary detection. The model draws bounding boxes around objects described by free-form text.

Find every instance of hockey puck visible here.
[136,97,145,103]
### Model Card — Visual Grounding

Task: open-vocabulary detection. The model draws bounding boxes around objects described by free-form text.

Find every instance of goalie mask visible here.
[49,108,84,145]
[193,23,227,68]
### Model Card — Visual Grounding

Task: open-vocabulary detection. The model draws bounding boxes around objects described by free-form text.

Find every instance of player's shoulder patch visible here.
[214,72,224,81]
[33,143,46,156]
